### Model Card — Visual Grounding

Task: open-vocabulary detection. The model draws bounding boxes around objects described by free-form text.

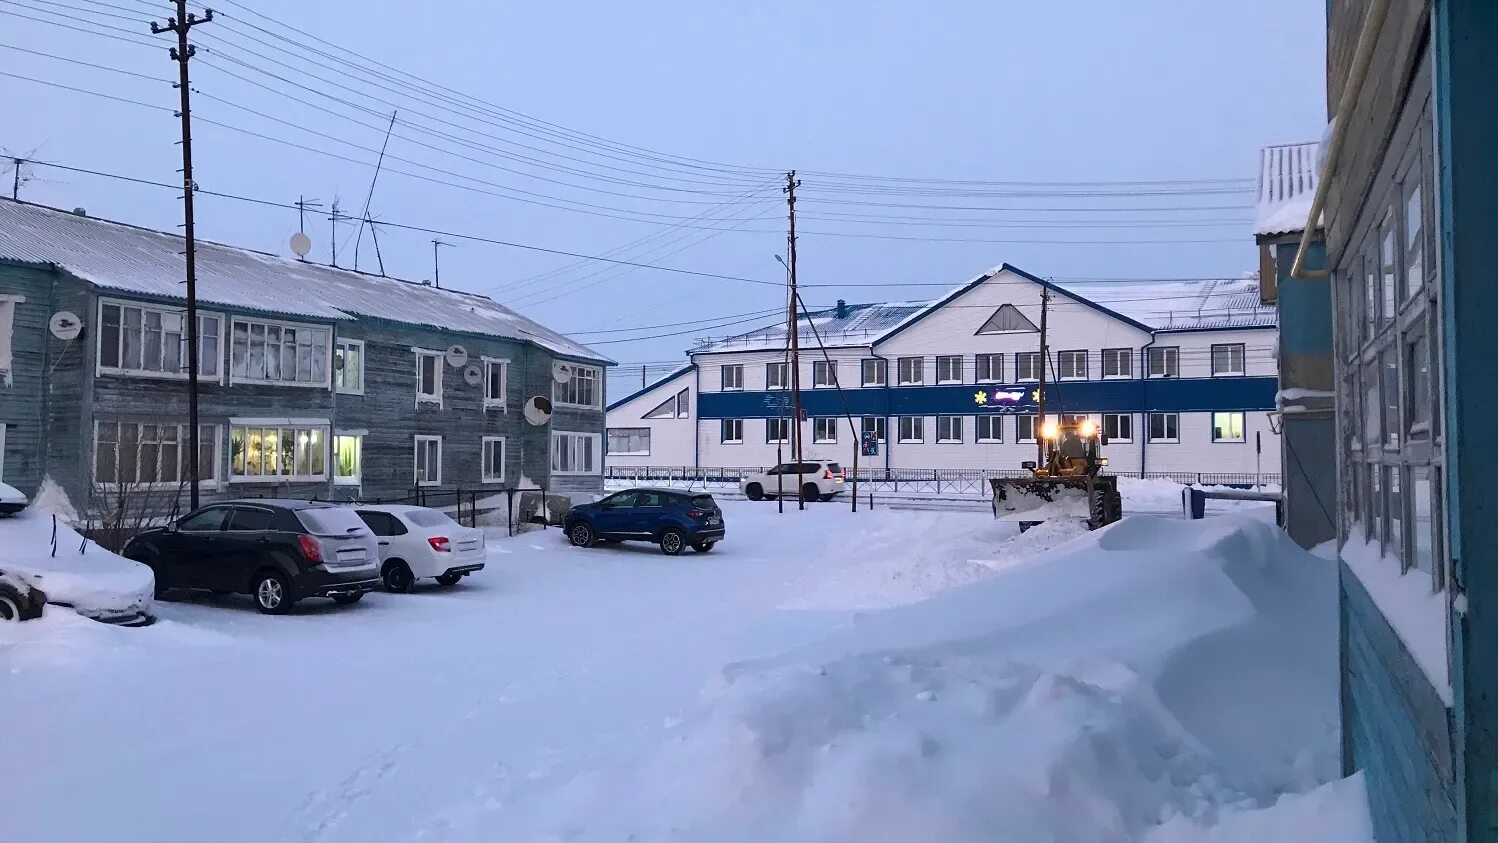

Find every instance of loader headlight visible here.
[1041,421,1060,440]
[1079,419,1097,437]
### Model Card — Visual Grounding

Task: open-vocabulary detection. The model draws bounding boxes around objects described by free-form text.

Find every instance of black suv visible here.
[123,500,381,614]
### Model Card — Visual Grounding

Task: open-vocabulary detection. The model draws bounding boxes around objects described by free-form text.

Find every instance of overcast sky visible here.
[0,0,1325,390]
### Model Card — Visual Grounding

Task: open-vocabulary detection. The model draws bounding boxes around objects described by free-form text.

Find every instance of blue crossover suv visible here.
[564,488,725,555]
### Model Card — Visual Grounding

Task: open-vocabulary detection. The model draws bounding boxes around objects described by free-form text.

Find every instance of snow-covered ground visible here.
[0,501,1367,842]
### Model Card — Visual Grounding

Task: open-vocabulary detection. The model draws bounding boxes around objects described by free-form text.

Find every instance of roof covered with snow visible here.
[0,200,611,364]
[1056,277,1276,331]
[1255,142,1320,237]
[691,301,929,354]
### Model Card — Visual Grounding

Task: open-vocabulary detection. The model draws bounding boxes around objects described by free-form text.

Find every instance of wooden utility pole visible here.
[785,171,806,510]
[152,1,212,510]
[1036,285,1050,466]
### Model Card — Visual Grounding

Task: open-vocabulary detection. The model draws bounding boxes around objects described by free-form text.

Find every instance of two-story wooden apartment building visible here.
[607,263,1280,480]
[0,199,612,513]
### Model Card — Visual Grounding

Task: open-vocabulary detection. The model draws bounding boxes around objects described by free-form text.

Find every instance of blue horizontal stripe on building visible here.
[696,376,1277,419]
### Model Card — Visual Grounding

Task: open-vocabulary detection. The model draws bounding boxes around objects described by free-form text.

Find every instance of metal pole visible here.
[1036,285,1050,465]
[785,171,805,510]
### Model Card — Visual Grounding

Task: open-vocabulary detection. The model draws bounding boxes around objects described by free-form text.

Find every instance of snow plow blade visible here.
[990,475,1122,530]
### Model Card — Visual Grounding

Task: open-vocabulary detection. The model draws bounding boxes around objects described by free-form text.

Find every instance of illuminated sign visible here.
[973,386,1041,414]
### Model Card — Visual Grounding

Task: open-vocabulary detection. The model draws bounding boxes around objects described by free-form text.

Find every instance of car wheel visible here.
[801,483,820,502]
[745,483,764,501]
[690,540,715,554]
[332,592,364,605]
[0,582,29,622]
[568,521,597,548]
[251,570,294,615]
[382,560,415,594]
[659,528,686,556]
[434,572,463,587]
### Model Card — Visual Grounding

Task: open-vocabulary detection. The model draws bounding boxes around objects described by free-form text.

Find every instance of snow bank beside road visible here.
[543,514,1349,842]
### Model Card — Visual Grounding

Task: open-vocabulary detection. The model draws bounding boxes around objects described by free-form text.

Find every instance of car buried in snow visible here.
[0,506,156,626]
[0,482,28,516]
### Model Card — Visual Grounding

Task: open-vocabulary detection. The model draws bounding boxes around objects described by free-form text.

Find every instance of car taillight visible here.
[428,536,451,552]
[297,534,323,563]
[688,508,705,519]
[824,470,833,479]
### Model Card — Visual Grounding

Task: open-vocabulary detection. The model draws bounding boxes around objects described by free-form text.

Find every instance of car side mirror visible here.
[165,522,179,533]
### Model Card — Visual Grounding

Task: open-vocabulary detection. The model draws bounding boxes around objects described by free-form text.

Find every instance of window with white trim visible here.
[1015,352,1041,381]
[0,296,18,378]
[813,417,837,443]
[99,301,222,379]
[766,362,788,390]
[766,417,790,444]
[94,421,219,488]
[898,416,923,443]
[414,435,442,486]
[720,419,744,444]
[1102,348,1132,379]
[481,436,506,483]
[1057,350,1088,380]
[230,317,329,385]
[1148,412,1179,443]
[861,358,886,387]
[1017,414,1036,443]
[1210,344,1246,377]
[674,388,691,418]
[415,351,443,405]
[897,357,923,385]
[721,364,744,391]
[607,427,651,455]
[333,433,361,485]
[936,355,963,384]
[229,423,327,481]
[1103,413,1132,442]
[936,415,963,443]
[861,416,886,443]
[1147,346,1179,378]
[1211,412,1245,443]
[484,359,508,408]
[813,360,838,388]
[554,364,601,408]
[551,431,601,475]
[976,353,1003,383]
[334,339,363,394]
[976,415,1002,442]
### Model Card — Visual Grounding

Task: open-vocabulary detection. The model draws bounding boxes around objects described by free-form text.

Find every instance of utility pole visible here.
[329,198,345,267]
[152,1,213,511]
[1036,285,1050,466]
[785,171,806,510]
[10,157,20,201]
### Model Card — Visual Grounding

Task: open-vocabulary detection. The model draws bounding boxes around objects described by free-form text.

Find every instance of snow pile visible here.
[539,514,1348,842]
[1146,773,1372,843]
[27,475,79,523]
[0,506,154,621]
[1340,530,1450,703]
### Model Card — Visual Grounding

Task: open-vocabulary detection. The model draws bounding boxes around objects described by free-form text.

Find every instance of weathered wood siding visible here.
[0,261,61,495]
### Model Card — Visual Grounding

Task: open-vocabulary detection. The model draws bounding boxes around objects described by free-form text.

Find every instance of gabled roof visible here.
[1058,278,1276,331]
[1255,141,1321,237]
[0,199,612,365]
[689,301,928,354]
[606,364,694,412]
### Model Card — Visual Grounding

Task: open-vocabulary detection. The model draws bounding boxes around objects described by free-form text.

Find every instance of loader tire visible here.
[1089,490,1107,531]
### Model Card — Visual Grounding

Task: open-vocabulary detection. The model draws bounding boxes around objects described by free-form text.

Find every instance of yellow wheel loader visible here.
[989,418,1122,531]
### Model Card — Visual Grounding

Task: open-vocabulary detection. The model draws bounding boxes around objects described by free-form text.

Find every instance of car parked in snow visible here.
[353,505,486,593]
[564,488,724,555]
[740,461,846,502]
[122,500,380,615]
[0,481,28,516]
[0,506,155,625]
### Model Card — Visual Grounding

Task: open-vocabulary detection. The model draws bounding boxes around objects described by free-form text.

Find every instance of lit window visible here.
[332,433,361,485]
[1211,412,1245,443]
[229,423,327,481]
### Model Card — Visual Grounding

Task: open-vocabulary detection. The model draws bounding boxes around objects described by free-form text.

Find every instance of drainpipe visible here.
[1139,336,1156,476]
[692,361,701,473]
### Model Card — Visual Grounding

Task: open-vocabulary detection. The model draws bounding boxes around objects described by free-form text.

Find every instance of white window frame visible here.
[898,415,924,444]
[1148,412,1180,443]
[1017,415,1037,444]
[483,357,509,409]
[897,357,924,386]
[1057,350,1088,381]
[812,360,838,388]
[97,298,224,383]
[550,431,602,475]
[414,434,443,486]
[1147,346,1180,379]
[1211,411,1246,443]
[813,417,837,444]
[1102,413,1132,443]
[1015,352,1041,382]
[976,415,1003,443]
[607,427,652,456]
[334,338,364,395]
[936,415,963,443]
[766,361,788,390]
[228,315,331,388]
[0,294,21,378]
[860,358,886,387]
[720,419,744,444]
[721,364,744,391]
[93,420,222,490]
[1210,343,1247,377]
[554,363,602,409]
[861,416,886,444]
[766,417,790,444]
[975,353,1003,383]
[936,355,963,385]
[1101,348,1132,380]
[415,349,444,407]
[332,431,363,486]
[227,418,330,483]
[481,436,507,483]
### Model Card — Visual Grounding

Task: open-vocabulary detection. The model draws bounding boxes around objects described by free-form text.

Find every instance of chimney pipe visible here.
[835,299,848,319]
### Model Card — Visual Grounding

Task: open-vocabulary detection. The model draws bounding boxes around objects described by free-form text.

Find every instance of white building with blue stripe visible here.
[607,264,1281,481]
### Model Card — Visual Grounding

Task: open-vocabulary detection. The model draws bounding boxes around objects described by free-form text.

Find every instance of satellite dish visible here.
[462,363,483,386]
[523,395,553,426]
[48,311,83,341]
[552,361,573,384]
[445,345,469,368]
[290,231,312,258]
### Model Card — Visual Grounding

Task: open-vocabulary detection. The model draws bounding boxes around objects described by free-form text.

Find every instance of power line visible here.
[570,307,786,336]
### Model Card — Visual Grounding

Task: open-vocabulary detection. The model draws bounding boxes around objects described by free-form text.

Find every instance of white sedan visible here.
[353,505,487,593]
